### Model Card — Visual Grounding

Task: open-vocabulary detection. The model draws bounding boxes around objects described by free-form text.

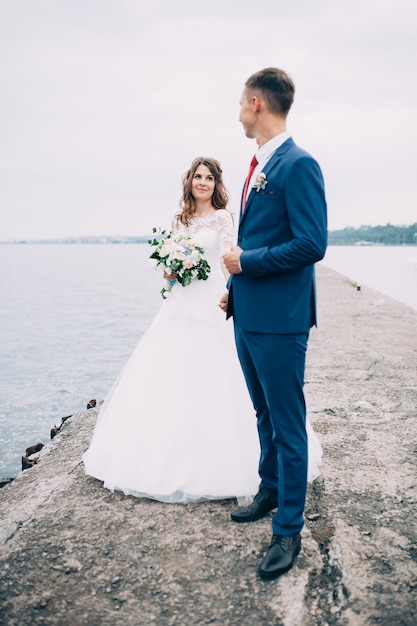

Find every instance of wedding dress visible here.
[83,210,322,503]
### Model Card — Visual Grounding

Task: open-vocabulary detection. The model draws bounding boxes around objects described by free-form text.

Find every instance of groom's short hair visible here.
[245,67,295,117]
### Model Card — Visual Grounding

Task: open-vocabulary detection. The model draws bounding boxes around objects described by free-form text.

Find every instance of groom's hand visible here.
[223,246,243,274]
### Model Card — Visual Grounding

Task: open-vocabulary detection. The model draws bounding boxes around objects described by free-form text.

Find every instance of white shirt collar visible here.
[255,131,291,170]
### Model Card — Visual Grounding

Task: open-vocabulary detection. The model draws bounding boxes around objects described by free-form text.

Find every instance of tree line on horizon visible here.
[328,223,417,245]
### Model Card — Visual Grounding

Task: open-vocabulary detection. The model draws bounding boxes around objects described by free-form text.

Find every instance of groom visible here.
[222,67,327,579]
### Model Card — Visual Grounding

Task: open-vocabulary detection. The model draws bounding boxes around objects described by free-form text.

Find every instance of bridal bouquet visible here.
[148,228,211,298]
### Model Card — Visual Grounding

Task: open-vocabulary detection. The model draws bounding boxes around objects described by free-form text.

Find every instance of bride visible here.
[83,157,322,504]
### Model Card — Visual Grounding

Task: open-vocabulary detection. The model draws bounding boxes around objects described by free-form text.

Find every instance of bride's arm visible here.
[218,211,235,311]
[221,257,230,282]
[218,259,230,312]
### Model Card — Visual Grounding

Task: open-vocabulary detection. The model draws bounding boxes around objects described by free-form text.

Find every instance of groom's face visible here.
[239,89,257,139]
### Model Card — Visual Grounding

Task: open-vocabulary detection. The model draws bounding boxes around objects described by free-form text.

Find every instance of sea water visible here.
[0,244,161,478]
[321,245,417,312]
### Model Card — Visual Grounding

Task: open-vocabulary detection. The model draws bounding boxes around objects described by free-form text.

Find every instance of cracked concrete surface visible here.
[0,265,416,625]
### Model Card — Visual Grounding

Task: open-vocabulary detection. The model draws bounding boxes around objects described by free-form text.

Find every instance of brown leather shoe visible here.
[258,533,301,579]
[231,488,277,523]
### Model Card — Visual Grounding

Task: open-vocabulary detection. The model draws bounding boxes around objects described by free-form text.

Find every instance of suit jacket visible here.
[227,138,327,334]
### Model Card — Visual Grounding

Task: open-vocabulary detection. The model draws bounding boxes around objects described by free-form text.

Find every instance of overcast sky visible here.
[1,0,416,240]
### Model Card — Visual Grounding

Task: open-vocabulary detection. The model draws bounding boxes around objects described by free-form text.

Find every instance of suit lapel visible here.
[239,138,294,225]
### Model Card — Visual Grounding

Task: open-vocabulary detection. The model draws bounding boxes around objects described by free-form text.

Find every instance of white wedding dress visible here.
[83,210,322,503]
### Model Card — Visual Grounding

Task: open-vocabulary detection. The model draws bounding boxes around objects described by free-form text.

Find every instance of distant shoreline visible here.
[0,236,151,245]
[1,222,416,246]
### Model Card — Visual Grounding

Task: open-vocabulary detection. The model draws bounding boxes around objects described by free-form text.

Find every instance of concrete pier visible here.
[1,265,416,625]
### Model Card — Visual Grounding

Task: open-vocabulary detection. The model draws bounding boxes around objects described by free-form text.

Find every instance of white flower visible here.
[190,250,201,263]
[160,243,172,257]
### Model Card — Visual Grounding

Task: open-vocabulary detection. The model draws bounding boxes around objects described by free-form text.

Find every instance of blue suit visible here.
[227,137,327,535]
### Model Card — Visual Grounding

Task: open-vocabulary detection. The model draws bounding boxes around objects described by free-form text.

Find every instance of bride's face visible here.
[191,164,216,202]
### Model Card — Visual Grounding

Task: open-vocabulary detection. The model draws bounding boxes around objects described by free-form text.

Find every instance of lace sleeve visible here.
[170,214,181,236]
[217,210,236,257]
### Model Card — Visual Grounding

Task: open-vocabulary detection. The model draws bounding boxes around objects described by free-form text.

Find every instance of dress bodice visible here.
[171,210,236,272]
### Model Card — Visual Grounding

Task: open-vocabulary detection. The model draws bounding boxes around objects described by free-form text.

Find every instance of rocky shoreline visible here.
[0,399,99,483]
[0,264,416,625]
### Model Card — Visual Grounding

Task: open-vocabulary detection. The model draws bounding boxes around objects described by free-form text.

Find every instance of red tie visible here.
[242,155,258,211]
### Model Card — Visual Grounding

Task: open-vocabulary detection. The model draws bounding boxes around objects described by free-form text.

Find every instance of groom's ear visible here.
[252,95,262,112]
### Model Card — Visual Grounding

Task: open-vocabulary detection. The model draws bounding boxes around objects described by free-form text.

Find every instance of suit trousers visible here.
[234,324,309,536]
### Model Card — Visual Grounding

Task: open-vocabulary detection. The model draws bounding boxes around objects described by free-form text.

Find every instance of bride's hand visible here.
[218,292,228,313]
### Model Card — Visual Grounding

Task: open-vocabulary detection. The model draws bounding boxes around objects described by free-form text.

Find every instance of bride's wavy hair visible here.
[177,157,230,226]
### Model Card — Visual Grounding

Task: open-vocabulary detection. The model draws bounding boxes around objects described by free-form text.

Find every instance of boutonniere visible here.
[253,172,268,192]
